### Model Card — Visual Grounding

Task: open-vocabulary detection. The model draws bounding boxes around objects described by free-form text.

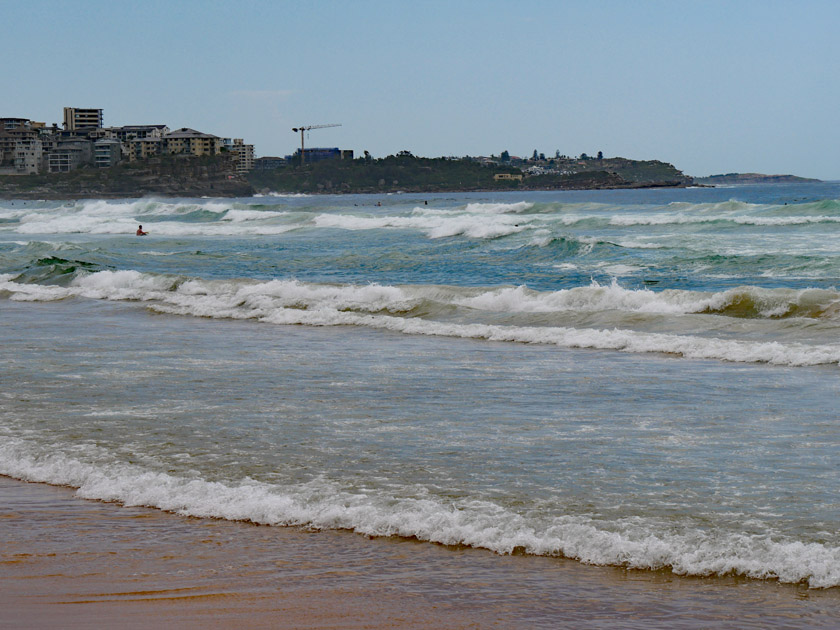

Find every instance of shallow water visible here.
[1,185,840,600]
[3,476,838,630]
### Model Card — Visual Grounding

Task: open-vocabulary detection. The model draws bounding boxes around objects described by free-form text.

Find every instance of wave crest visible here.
[1,437,837,588]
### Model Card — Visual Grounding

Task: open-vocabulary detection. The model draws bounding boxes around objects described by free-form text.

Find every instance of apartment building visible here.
[94,138,122,168]
[2,107,256,175]
[127,137,162,161]
[163,128,221,156]
[223,138,255,173]
[93,124,169,142]
[63,107,103,131]
[48,139,93,173]
[0,122,39,168]
[13,138,44,174]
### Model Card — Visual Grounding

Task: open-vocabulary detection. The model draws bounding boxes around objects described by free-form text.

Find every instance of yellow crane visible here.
[291,123,341,166]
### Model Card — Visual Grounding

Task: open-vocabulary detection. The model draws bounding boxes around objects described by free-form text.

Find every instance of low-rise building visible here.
[254,156,286,170]
[494,173,523,181]
[286,147,352,164]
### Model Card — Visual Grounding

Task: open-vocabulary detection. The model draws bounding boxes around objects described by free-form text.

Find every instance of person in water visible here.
[136,225,148,236]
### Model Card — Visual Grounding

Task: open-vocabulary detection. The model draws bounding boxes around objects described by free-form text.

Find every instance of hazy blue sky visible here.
[4,0,839,178]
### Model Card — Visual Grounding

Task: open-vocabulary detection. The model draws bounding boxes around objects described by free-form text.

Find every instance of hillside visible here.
[247,154,692,194]
[546,156,692,186]
[0,154,252,199]
[0,153,694,199]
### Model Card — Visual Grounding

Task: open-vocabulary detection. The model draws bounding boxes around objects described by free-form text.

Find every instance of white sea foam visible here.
[461,201,534,214]
[313,212,528,239]
[609,213,840,227]
[6,199,298,236]
[221,209,289,222]
[253,192,311,197]
[1,436,837,588]
[4,273,839,366]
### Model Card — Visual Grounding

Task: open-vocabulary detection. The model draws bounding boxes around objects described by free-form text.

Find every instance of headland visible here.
[0,152,694,199]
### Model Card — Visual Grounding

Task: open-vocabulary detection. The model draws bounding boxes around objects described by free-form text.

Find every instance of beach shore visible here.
[2,475,838,629]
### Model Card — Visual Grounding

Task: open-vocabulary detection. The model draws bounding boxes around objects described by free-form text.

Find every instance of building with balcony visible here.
[94,138,122,168]
[163,128,221,156]
[13,139,44,174]
[127,137,162,161]
[1,118,32,131]
[48,139,93,173]
[63,107,103,131]
[224,138,254,173]
[96,124,169,142]
[0,125,39,168]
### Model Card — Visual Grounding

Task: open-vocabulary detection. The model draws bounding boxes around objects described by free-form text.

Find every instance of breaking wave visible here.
[3,270,840,367]
[1,436,837,588]
[3,197,840,242]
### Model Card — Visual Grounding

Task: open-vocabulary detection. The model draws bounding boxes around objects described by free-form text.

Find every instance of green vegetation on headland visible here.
[248,153,692,195]
[0,152,694,199]
[693,173,821,185]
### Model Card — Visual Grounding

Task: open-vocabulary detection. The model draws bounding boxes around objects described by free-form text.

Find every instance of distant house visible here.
[494,173,523,181]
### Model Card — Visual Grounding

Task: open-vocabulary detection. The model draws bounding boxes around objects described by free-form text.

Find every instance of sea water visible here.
[1,184,840,594]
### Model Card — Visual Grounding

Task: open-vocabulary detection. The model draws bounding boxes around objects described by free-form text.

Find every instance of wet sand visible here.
[1,475,838,629]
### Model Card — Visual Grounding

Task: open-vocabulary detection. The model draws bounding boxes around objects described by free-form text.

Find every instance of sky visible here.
[4,0,839,179]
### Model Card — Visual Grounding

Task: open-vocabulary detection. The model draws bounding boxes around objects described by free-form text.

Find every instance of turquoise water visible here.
[1,184,839,591]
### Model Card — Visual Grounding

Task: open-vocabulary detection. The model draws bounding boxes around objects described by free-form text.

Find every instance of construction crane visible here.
[291,123,341,166]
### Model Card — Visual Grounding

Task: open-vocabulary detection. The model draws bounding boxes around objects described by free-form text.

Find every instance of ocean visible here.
[2,184,840,625]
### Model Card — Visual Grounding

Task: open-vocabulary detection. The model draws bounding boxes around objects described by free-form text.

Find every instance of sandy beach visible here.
[2,475,838,629]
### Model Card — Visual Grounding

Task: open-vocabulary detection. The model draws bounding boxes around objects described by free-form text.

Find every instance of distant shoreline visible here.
[693,173,821,185]
[3,183,688,200]
[0,180,696,201]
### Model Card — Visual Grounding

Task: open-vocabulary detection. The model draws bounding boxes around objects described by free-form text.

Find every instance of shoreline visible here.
[0,181,696,201]
[3,474,839,629]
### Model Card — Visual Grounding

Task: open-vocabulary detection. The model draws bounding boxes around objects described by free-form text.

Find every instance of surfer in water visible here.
[136,225,148,236]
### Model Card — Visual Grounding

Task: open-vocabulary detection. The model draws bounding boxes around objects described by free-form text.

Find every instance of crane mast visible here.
[291,123,341,166]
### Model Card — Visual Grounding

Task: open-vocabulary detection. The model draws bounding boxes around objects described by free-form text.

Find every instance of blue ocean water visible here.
[1,183,839,590]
